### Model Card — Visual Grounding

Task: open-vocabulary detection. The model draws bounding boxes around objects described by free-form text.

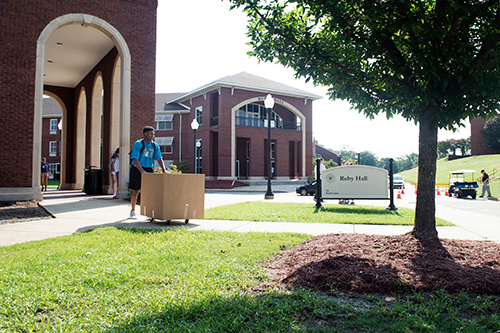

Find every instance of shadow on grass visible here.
[313,206,402,216]
[103,291,401,332]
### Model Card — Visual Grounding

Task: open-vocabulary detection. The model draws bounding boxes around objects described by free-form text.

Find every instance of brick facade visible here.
[164,80,317,180]
[0,0,157,200]
[471,117,498,155]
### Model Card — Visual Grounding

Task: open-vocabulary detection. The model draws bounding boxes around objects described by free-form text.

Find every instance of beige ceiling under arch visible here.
[44,24,115,88]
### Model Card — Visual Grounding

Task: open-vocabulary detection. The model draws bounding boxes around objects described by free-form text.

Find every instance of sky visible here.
[155,0,470,159]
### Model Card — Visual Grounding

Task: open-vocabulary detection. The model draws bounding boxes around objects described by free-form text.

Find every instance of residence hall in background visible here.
[154,72,322,180]
[0,0,158,202]
[43,72,322,183]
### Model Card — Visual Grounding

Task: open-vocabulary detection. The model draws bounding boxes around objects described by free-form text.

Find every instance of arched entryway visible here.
[34,14,132,198]
[230,96,307,179]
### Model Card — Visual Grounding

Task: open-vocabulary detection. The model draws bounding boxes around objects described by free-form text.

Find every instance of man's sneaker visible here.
[129,211,137,219]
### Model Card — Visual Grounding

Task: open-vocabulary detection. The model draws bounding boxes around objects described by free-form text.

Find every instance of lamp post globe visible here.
[191,119,199,174]
[264,94,274,199]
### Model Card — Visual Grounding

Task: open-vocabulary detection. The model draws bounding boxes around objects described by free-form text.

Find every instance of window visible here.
[235,103,283,128]
[196,106,202,125]
[49,163,60,179]
[155,137,174,155]
[50,119,58,134]
[49,141,57,157]
[271,142,276,160]
[155,114,173,130]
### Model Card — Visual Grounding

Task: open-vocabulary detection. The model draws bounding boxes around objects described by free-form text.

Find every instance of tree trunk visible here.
[412,108,439,240]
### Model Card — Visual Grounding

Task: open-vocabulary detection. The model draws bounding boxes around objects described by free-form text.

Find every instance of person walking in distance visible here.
[479,169,492,198]
[128,126,166,219]
[109,148,119,198]
[41,157,51,192]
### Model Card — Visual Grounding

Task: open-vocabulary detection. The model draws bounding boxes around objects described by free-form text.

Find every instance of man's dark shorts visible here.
[128,166,154,190]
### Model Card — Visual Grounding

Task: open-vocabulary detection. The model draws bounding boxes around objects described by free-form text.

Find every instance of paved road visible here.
[0,184,498,247]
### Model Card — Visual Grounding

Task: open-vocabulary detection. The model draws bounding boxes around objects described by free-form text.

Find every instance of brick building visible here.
[0,0,158,201]
[154,72,321,180]
[470,117,498,155]
[41,98,63,180]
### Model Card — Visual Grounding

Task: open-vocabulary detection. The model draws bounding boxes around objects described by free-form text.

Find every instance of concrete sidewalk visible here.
[0,185,499,247]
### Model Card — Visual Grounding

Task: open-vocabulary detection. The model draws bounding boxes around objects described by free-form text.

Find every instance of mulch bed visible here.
[267,233,500,294]
[0,201,53,225]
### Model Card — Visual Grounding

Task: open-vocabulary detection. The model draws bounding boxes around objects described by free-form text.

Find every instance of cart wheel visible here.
[472,193,476,199]
[166,220,170,225]
[149,218,154,223]
[184,219,189,224]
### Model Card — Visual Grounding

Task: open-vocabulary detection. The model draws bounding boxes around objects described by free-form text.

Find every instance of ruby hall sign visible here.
[321,165,389,199]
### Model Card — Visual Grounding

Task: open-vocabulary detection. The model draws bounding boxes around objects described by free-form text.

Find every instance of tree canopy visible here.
[229,0,500,239]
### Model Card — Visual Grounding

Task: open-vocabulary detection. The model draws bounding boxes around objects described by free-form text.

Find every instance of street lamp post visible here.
[264,94,274,199]
[191,119,199,174]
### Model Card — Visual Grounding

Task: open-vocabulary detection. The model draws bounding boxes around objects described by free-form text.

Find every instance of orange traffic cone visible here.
[401,188,405,194]
[436,188,441,195]
[415,187,417,195]
[445,189,448,196]
[397,191,402,199]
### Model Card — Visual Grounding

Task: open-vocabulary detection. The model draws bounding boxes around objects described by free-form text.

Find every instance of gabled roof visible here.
[156,93,189,112]
[168,72,322,103]
[42,97,62,117]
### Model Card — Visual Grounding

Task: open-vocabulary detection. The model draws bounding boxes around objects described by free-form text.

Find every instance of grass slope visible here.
[400,154,500,193]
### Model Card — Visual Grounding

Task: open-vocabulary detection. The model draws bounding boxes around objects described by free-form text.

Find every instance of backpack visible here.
[129,139,158,166]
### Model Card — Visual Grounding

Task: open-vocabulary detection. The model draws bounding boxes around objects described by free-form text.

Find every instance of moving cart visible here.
[448,170,478,199]
[140,173,205,224]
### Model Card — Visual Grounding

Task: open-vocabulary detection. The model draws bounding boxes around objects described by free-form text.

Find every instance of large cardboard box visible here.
[140,173,205,221]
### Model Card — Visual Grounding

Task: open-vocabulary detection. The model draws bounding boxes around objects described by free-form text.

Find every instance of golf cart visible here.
[448,170,479,199]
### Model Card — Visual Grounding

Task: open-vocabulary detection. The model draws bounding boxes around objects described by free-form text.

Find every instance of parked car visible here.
[392,175,405,189]
[296,181,316,196]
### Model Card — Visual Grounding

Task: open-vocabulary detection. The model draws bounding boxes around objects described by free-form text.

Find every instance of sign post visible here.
[386,158,398,211]
[314,158,324,209]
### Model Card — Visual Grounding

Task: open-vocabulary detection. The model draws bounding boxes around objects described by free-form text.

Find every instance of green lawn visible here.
[400,154,500,195]
[1,228,498,332]
[205,202,453,226]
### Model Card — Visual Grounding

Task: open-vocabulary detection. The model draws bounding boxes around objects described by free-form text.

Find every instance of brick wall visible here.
[0,0,157,188]
[177,87,314,178]
[471,117,497,155]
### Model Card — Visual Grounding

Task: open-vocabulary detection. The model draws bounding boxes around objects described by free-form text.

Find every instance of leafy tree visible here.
[481,116,500,153]
[396,153,419,172]
[324,159,339,168]
[437,138,471,157]
[340,150,358,165]
[229,0,500,239]
[455,138,471,155]
[437,140,453,158]
[173,160,191,174]
[359,151,378,167]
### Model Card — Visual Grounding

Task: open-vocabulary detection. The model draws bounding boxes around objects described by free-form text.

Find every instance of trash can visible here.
[84,167,103,194]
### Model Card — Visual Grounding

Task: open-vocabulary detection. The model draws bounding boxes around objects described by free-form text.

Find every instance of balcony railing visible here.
[235,117,301,131]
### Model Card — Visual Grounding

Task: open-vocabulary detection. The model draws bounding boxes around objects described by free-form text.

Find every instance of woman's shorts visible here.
[128,166,153,190]
[41,172,49,177]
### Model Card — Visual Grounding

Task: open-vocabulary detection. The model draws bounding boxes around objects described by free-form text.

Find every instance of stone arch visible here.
[230,96,307,179]
[76,87,87,188]
[90,72,104,168]
[33,13,131,196]
[42,91,67,188]
[110,56,122,191]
